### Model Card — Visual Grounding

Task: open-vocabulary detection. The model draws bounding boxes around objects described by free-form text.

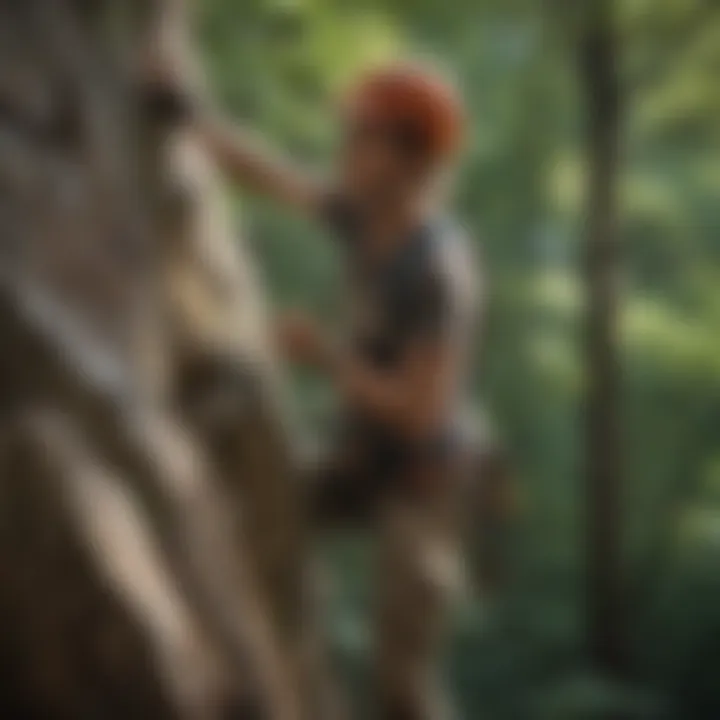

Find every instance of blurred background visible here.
[196,0,720,718]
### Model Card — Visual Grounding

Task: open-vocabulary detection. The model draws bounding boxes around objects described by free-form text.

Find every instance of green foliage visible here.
[199,1,720,717]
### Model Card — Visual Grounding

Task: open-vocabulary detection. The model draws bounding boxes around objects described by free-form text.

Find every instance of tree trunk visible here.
[580,0,626,677]
[0,1,329,717]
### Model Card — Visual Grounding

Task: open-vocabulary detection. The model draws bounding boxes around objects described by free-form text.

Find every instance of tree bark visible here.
[0,0,327,717]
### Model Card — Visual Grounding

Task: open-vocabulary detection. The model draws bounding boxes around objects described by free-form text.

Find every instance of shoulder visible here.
[423,219,480,313]
[389,219,480,336]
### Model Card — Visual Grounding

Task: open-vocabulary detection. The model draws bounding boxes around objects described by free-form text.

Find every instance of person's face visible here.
[337,118,412,208]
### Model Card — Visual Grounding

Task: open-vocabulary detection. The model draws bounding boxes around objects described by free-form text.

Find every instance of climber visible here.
[148,61,480,720]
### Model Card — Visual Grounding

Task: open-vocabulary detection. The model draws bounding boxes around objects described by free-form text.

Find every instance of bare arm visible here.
[276,312,454,438]
[196,113,323,215]
[326,339,457,440]
[140,30,323,216]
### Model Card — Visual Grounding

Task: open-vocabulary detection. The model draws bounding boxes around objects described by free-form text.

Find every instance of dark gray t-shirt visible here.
[324,197,479,452]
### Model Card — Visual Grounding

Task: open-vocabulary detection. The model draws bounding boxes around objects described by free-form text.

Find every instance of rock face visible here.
[0,1,330,718]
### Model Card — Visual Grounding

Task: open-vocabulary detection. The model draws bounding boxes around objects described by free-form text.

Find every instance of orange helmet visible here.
[343,61,466,164]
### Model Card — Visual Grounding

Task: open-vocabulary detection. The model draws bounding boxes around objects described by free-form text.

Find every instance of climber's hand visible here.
[276,311,330,368]
[136,40,198,125]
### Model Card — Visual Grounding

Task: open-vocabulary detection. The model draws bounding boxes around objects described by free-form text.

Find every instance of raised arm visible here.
[195,113,322,214]
[140,6,323,218]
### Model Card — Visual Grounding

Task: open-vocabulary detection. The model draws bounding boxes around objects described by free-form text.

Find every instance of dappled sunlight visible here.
[623,298,720,382]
